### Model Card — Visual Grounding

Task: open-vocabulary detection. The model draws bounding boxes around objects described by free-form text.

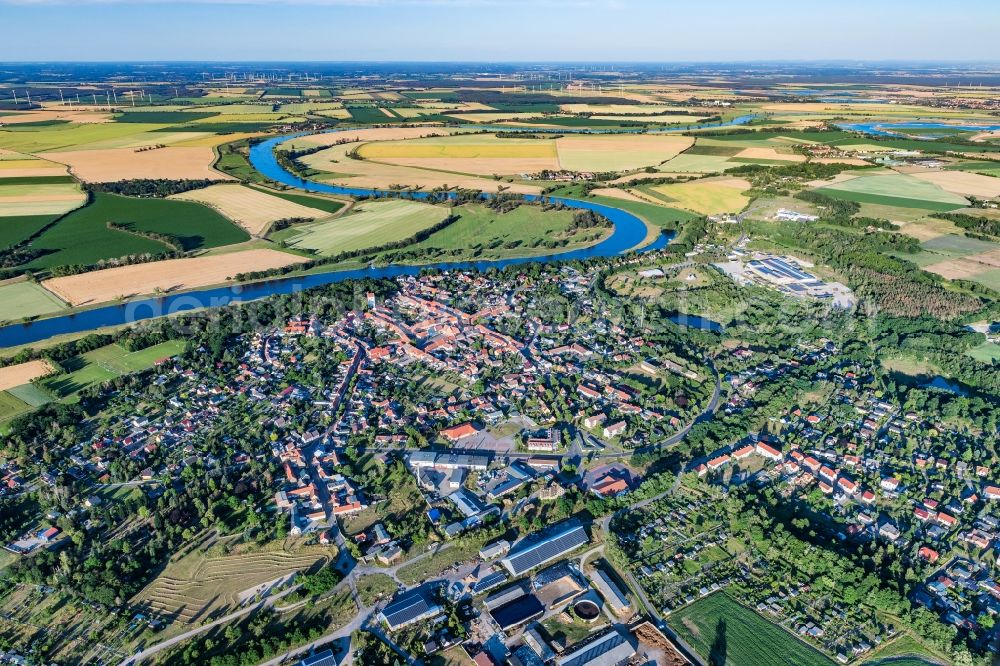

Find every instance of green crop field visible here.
[347,105,397,124]
[385,202,607,261]
[6,382,53,407]
[279,199,446,255]
[0,390,33,425]
[672,592,835,666]
[0,175,76,185]
[583,193,700,228]
[215,146,267,183]
[0,122,168,153]
[919,234,998,257]
[41,340,185,400]
[113,111,218,123]
[253,187,347,214]
[0,214,58,249]
[660,154,738,173]
[23,192,248,271]
[815,174,968,212]
[0,281,67,322]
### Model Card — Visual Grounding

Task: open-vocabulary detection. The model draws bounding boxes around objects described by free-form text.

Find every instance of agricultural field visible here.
[253,187,347,214]
[556,134,694,172]
[39,340,186,399]
[356,134,560,175]
[813,173,969,212]
[906,169,1000,199]
[42,247,304,306]
[672,592,835,666]
[902,233,1000,291]
[648,177,751,215]
[277,199,447,255]
[46,146,227,182]
[0,280,67,322]
[171,183,332,236]
[283,126,457,150]
[297,139,542,195]
[0,390,32,424]
[0,180,85,217]
[0,358,56,391]
[22,191,249,271]
[133,537,332,627]
[378,201,607,261]
[353,132,693,176]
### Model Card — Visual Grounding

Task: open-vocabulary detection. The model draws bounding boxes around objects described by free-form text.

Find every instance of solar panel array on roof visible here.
[489,594,545,631]
[501,522,588,576]
[485,580,530,610]
[381,588,440,630]
[556,628,637,666]
[472,570,509,595]
[299,650,337,666]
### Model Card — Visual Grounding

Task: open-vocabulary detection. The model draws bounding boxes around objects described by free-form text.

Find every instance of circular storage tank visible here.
[573,598,601,622]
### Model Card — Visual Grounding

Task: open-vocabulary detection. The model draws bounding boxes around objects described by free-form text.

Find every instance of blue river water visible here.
[838,120,1000,137]
[0,116,755,348]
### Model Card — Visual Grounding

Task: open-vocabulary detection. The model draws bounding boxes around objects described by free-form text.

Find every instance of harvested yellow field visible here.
[357,136,559,175]
[170,132,262,148]
[589,187,652,203]
[892,217,960,242]
[734,147,806,162]
[908,170,1000,199]
[358,139,556,159]
[44,146,228,183]
[0,359,56,391]
[0,182,86,216]
[923,257,991,280]
[651,177,751,215]
[965,249,1000,268]
[555,134,694,172]
[42,249,305,306]
[299,141,542,194]
[0,109,114,124]
[445,112,544,123]
[312,108,353,120]
[0,159,67,178]
[812,157,870,166]
[560,104,697,115]
[290,126,456,148]
[590,114,708,123]
[171,184,329,235]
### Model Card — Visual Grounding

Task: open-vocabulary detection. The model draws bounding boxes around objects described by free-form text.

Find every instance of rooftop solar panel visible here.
[502,523,588,575]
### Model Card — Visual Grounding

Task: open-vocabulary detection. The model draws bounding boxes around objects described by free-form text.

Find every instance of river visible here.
[0,115,755,348]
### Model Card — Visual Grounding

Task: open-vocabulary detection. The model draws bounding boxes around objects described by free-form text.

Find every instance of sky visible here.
[1,0,999,62]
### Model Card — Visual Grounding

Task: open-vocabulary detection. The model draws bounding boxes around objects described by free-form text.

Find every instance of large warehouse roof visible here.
[380,587,442,631]
[556,628,637,666]
[500,520,588,576]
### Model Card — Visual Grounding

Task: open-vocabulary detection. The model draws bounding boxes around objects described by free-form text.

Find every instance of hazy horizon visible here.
[3,0,999,62]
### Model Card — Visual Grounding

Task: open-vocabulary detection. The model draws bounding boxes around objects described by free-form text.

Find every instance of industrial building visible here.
[500,520,589,576]
[379,586,443,632]
[555,627,638,666]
